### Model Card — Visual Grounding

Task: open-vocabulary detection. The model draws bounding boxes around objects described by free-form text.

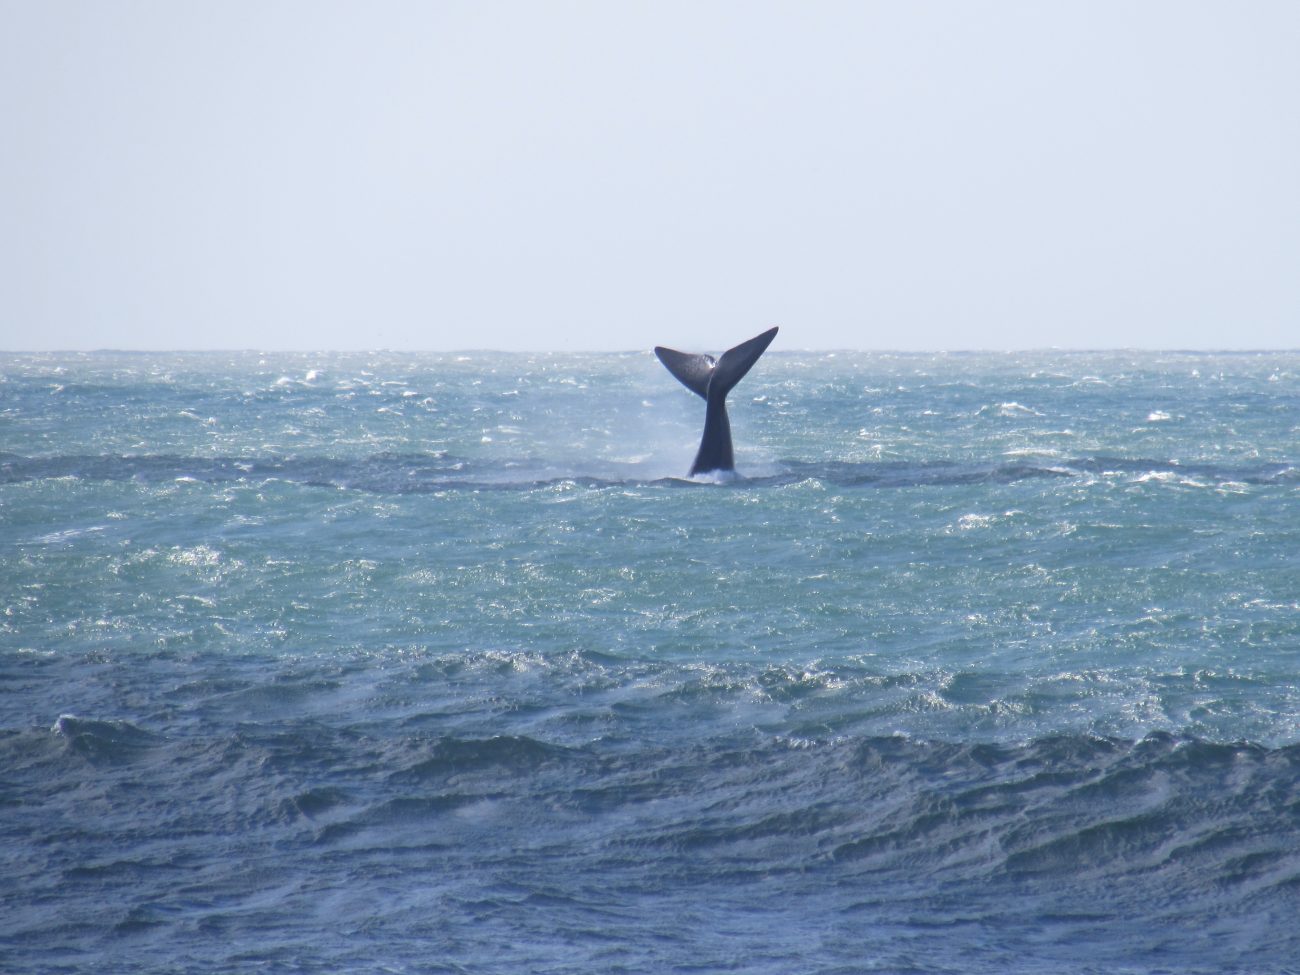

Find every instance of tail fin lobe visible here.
[653,347,714,399]
[709,326,778,399]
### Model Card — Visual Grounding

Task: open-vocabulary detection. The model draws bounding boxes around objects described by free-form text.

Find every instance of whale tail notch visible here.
[654,326,778,476]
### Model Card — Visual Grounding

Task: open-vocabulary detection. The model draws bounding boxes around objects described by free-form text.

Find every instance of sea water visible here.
[2,350,1298,974]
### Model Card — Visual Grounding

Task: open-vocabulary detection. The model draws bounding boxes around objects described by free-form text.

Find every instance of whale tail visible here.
[655,326,778,476]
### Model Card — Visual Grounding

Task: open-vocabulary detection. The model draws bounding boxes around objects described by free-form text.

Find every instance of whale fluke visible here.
[655,326,778,477]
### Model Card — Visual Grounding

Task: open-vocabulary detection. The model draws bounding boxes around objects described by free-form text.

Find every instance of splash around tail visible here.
[688,468,742,485]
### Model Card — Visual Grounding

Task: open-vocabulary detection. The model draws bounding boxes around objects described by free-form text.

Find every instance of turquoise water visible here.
[3,350,1299,973]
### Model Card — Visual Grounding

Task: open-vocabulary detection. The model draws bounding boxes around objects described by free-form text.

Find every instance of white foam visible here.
[690,469,741,485]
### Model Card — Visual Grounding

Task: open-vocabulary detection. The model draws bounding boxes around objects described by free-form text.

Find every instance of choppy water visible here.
[3,350,1299,973]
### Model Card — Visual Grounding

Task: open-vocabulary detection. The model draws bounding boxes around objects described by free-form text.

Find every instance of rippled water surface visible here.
[3,350,1299,973]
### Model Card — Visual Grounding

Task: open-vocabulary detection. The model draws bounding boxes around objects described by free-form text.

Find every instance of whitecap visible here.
[998,402,1042,417]
[36,525,107,544]
[1003,447,1063,458]
[979,402,1043,417]
[168,544,222,567]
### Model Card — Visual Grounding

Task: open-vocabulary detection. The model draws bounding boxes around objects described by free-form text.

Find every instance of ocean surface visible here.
[3,349,1299,974]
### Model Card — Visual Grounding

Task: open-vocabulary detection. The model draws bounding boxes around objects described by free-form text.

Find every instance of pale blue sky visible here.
[2,1,1297,351]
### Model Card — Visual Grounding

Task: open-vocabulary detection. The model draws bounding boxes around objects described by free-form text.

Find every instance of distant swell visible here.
[3,451,1295,492]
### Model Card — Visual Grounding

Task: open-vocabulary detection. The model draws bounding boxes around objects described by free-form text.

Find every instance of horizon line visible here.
[4,346,1300,356]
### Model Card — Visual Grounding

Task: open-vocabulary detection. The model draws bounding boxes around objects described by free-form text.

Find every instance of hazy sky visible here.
[2,1,1297,351]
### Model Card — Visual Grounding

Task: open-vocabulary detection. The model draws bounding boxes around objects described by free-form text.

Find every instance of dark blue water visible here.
[3,351,1298,973]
